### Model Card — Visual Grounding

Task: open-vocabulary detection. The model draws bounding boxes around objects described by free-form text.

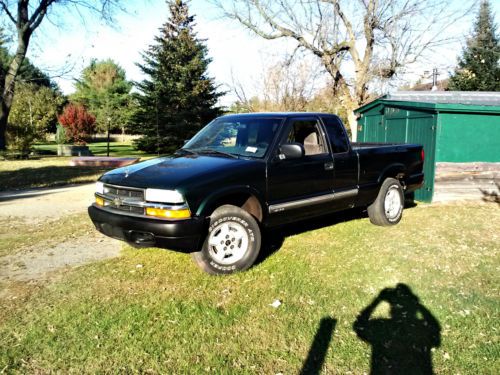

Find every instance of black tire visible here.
[191,205,261,275]
[367,178,404,226]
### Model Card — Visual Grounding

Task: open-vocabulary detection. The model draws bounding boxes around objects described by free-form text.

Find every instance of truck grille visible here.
[104,185,144,201]
[107,201,145,215]
[100,184,145,215]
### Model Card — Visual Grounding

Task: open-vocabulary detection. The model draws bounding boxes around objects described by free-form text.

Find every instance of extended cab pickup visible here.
[89,113,424,274]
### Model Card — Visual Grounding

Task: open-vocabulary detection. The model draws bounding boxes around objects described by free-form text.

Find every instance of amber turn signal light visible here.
[145,207,191,219]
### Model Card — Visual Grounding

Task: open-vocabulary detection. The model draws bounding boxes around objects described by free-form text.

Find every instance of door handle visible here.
[324,162,334,170]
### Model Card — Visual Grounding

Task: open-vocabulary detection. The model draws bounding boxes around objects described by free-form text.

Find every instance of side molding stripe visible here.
[268,188,358,214]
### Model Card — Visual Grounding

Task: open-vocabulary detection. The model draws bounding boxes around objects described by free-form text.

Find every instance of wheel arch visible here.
[377,163,407,187]
[196,186,265,222]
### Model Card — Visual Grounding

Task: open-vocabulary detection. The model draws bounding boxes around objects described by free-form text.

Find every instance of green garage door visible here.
[406,115,436,202]
[363,115,385,142]
[384,114,435,202]
[358,108,436,202]
[385,117,407,143]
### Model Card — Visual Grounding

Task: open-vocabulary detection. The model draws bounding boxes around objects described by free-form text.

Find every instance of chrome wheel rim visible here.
[384,185,402,221]
[208,221,249,265]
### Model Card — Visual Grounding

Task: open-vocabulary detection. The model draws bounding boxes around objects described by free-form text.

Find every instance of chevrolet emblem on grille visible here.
[113,197,122,207]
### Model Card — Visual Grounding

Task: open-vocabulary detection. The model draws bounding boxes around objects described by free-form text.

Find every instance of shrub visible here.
[6,83,63,153]
[6,122,39,154]
[58,103,96,145]
[55,123,68,144]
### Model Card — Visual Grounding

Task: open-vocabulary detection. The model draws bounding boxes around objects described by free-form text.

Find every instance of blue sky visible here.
[16,0,500,105]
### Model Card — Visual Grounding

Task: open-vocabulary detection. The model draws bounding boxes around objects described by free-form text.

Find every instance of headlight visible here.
[96,181,104,194]
[145,189,185,204]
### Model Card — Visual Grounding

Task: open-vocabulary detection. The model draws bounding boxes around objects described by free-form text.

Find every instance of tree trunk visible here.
[333,79,359,142]
[0,31,30,150]
[347,109,358,142]
[339,94,359,142]
[0,101,9,150]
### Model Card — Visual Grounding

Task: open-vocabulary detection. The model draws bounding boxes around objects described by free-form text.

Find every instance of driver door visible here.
[267,116,335,224]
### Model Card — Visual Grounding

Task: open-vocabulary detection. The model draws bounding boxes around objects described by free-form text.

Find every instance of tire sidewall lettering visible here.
[205,213,256,271]
[208,260,236,271]
[208,216,255,244]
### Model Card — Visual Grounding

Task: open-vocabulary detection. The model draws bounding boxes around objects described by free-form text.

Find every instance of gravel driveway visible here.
[0,183,99,221]
[0,184,121,286]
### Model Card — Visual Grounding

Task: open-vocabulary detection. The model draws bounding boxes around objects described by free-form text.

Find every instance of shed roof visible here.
[356,91,500,114]
[386,91,500,106]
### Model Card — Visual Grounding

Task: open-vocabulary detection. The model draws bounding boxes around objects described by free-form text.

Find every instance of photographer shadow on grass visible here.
[353,284,441,375]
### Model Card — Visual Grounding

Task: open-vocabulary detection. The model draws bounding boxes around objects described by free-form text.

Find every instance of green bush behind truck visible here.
[89,113,424,274]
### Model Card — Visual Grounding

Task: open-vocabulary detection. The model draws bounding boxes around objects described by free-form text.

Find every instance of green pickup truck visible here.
[89,113,424,274]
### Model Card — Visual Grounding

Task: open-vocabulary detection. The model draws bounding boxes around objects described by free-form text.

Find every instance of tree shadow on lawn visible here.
[480,181,500,205]
[299,284,440,375]
[0,165,108,192]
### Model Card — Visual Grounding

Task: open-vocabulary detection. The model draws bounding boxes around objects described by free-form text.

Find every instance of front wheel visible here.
[367,178,404,226]
[191,205,261,275]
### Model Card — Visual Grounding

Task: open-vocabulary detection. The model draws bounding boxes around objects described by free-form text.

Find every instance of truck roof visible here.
[219,112,339,120]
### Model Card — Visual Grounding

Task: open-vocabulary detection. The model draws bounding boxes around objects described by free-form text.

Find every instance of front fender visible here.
[195,185,266,218]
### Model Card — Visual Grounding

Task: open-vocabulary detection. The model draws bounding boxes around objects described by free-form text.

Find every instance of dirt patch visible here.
[0,183,96,223]
[0,233,121,285]
[0,183,122,296]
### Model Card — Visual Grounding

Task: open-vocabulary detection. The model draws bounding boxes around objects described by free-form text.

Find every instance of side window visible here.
[286,119,327,156]
[321,116,350,153]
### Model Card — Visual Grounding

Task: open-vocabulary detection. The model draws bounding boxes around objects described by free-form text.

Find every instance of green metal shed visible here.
[355,92,500,202]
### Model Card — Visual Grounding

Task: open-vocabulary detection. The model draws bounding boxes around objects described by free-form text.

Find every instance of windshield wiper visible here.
[175,148,198,156]
[195,148,238,159]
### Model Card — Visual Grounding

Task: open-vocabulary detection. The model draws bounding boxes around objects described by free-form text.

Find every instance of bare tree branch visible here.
[213,0,473,140]
[0,0,124,150]
[0,1,16,23]
[229,54,324,113]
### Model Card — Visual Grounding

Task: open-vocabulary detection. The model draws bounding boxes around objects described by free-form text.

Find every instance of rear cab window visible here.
[321,116,350,153]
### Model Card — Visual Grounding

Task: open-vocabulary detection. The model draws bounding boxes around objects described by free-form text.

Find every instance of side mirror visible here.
[279,143,304,160]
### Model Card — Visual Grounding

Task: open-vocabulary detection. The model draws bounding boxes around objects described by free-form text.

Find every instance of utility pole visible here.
[107,116,111,157]
[431,68,439,91]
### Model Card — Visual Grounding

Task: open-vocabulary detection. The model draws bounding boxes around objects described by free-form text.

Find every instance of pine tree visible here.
[133,0,223,153]
[449,0,500,91]
[72,59,134,134]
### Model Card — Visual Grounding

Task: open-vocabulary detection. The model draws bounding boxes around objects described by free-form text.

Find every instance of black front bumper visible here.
[88,205,206,252]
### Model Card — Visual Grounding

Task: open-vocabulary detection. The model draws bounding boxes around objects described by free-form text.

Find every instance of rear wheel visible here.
[367,178,404,226]
[191,205,261,275]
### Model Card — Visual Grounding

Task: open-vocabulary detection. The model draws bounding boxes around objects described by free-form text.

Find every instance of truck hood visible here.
[99,154,261,190]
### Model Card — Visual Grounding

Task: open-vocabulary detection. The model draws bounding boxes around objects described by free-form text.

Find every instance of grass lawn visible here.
[0,157,108,191]
[1,142,157,191]
[1,203,499,373]
[34,141,156,158]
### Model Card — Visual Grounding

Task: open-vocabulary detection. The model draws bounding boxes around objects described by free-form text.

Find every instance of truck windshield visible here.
[183,117,282,158]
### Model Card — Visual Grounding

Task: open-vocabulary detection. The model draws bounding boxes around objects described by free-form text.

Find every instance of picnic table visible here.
[69,157,140,168]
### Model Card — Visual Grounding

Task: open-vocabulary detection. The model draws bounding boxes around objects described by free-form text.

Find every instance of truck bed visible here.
[352,142,423,189]
[351,142,409,150]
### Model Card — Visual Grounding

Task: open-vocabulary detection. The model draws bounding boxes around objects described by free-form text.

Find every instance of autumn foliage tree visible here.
[72,59,134,134]
[0,0,121,150]
[58,104,96,145]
